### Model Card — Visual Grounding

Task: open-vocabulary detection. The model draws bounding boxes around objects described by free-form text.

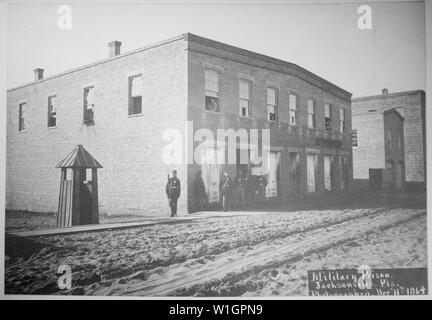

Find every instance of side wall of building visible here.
[186,40,352,211]
[352,113,385,179]
[6,39,188,216]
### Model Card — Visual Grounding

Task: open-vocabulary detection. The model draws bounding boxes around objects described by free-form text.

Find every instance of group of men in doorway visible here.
[216,170,268,212]
[166,169,268,217]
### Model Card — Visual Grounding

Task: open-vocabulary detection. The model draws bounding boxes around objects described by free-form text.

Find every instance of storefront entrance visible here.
[266,151,281,198]
[200,147,222,203]
[288,152,301,195]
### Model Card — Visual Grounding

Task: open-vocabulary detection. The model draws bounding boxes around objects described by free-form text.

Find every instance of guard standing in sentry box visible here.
[166,170,181,217]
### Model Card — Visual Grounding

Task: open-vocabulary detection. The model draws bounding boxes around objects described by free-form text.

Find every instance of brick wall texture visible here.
[352,113,385,179]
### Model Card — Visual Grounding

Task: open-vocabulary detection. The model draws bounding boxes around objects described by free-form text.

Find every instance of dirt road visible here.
[5,208,427,296]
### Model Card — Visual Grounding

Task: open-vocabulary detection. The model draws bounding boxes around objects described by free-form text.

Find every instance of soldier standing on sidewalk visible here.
[236,170,248,209]
[220,171,233,212]
[256,174,267,208]
[166,170,181,217]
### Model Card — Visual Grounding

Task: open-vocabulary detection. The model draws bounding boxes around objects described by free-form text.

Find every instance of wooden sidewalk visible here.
[7,216,198,238]
[6,211,256,238]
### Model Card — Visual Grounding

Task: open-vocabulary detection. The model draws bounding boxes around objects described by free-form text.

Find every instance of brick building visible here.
[352,89,426,190]
[352,108,405,190]
[6,33,353,216]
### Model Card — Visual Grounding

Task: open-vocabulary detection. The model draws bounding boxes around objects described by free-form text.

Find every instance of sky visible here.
[6,1,426,98]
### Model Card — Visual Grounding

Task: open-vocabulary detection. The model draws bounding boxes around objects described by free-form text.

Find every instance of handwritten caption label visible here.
[308,268,427,296]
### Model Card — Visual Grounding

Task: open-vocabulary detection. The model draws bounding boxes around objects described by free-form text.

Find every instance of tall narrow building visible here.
[352,89,426,191]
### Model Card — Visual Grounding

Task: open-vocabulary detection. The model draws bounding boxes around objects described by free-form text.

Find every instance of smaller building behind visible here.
[352,89,425,191]
[352,107,405,191]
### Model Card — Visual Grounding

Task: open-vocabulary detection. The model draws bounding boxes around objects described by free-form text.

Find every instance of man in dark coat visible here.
[247,174,257,207]
[166,170,181,217]
[256,175,267,207]
[235,170,248,209]
[219,170,233,212]
[194,170,208,212]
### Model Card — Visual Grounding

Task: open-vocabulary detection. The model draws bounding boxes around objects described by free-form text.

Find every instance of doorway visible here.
[288,152,301,195]
[395,161,404,189]
[79,168,94,225]
[266,151,281,198]
[307,153,318,193]
[200,147,222,203]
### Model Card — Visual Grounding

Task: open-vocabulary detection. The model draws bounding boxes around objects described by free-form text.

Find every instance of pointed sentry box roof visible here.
[56,145,103,168]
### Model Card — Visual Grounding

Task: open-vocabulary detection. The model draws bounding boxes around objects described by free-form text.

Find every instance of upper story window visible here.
[129,74,142,115]
[267,87,278,122]
[307,99,316,129]
[239,79,251,117]
[47,96,57,128]
[339,108,346,133]
[205,69,220,112]
[325,103,333,131]
[18,102,26,132]
[289,94,298,125]
[352,129,358,147]
[83,86,95,125]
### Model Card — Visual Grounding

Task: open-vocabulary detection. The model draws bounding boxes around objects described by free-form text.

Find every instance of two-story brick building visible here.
[6,33,353,216]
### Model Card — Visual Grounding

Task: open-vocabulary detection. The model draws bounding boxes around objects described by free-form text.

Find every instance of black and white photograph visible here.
[0,0,430,300]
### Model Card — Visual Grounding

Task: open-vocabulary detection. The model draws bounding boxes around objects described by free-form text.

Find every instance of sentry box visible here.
[56,145,102,227]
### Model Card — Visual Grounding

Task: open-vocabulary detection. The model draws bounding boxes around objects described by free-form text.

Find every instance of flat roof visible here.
[8,32,352,100]
[352,90,425,102]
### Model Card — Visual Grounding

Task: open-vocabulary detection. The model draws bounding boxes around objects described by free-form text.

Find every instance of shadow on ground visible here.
[227,190,426,213]
[5,234,60,260]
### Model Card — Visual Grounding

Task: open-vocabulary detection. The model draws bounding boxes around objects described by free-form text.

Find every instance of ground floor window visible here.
[307,154,318,193]
[236,147,250,176]
[324,155,333,191]
[340,156,348,190]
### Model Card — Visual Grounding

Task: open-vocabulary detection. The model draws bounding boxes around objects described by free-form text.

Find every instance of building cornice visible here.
[184,33,352,102]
